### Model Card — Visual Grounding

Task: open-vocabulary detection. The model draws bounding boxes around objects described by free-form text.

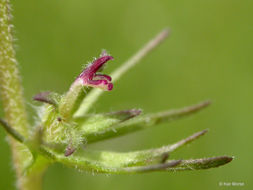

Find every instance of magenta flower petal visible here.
[93,74,112,81]
[77,54,114,91]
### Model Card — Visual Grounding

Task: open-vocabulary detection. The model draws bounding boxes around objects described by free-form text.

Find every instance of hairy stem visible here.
[0,1,43,189]
[59,80,86,120]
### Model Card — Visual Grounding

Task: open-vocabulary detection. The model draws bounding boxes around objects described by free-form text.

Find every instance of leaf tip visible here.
[33,91,58,106]
[221,156,234,164]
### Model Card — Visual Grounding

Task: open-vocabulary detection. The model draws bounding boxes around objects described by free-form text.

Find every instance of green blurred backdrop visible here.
[0,0,252,189]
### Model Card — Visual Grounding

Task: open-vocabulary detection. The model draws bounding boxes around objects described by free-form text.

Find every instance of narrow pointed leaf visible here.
[118,156,233,173]
[73,129,208,168]
[120,160,182,173]
[33,91,61,106]
[46,148,232,174]
[83,101,210,143]
[75,109,141,136]
[167,156,233,171]
[42,148,181,174]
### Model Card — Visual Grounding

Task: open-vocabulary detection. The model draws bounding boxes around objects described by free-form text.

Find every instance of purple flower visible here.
[77,53,114,91]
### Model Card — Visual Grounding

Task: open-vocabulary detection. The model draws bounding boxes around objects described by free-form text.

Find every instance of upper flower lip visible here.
[78,54,114,91]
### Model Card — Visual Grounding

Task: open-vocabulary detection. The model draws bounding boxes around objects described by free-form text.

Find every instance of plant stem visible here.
[59,80,85,120]
[0,1,44,189]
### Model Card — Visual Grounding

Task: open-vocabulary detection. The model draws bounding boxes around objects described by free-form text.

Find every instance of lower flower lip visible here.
[107,83,113,91]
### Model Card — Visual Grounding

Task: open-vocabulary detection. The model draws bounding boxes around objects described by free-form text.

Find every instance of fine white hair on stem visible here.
[74,28,170,117]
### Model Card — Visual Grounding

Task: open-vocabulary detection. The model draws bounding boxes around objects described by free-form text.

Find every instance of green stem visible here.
[0,1,44,189]
[59,79,86,120]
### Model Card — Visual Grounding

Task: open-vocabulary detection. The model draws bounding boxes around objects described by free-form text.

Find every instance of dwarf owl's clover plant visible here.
[0,1,233,190]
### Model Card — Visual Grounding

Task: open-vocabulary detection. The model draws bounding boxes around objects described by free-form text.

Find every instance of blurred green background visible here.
[0,0,252,189]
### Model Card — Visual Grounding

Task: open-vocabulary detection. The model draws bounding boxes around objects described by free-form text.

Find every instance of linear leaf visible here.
[75,129,208,168]
[83,101,210,143]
